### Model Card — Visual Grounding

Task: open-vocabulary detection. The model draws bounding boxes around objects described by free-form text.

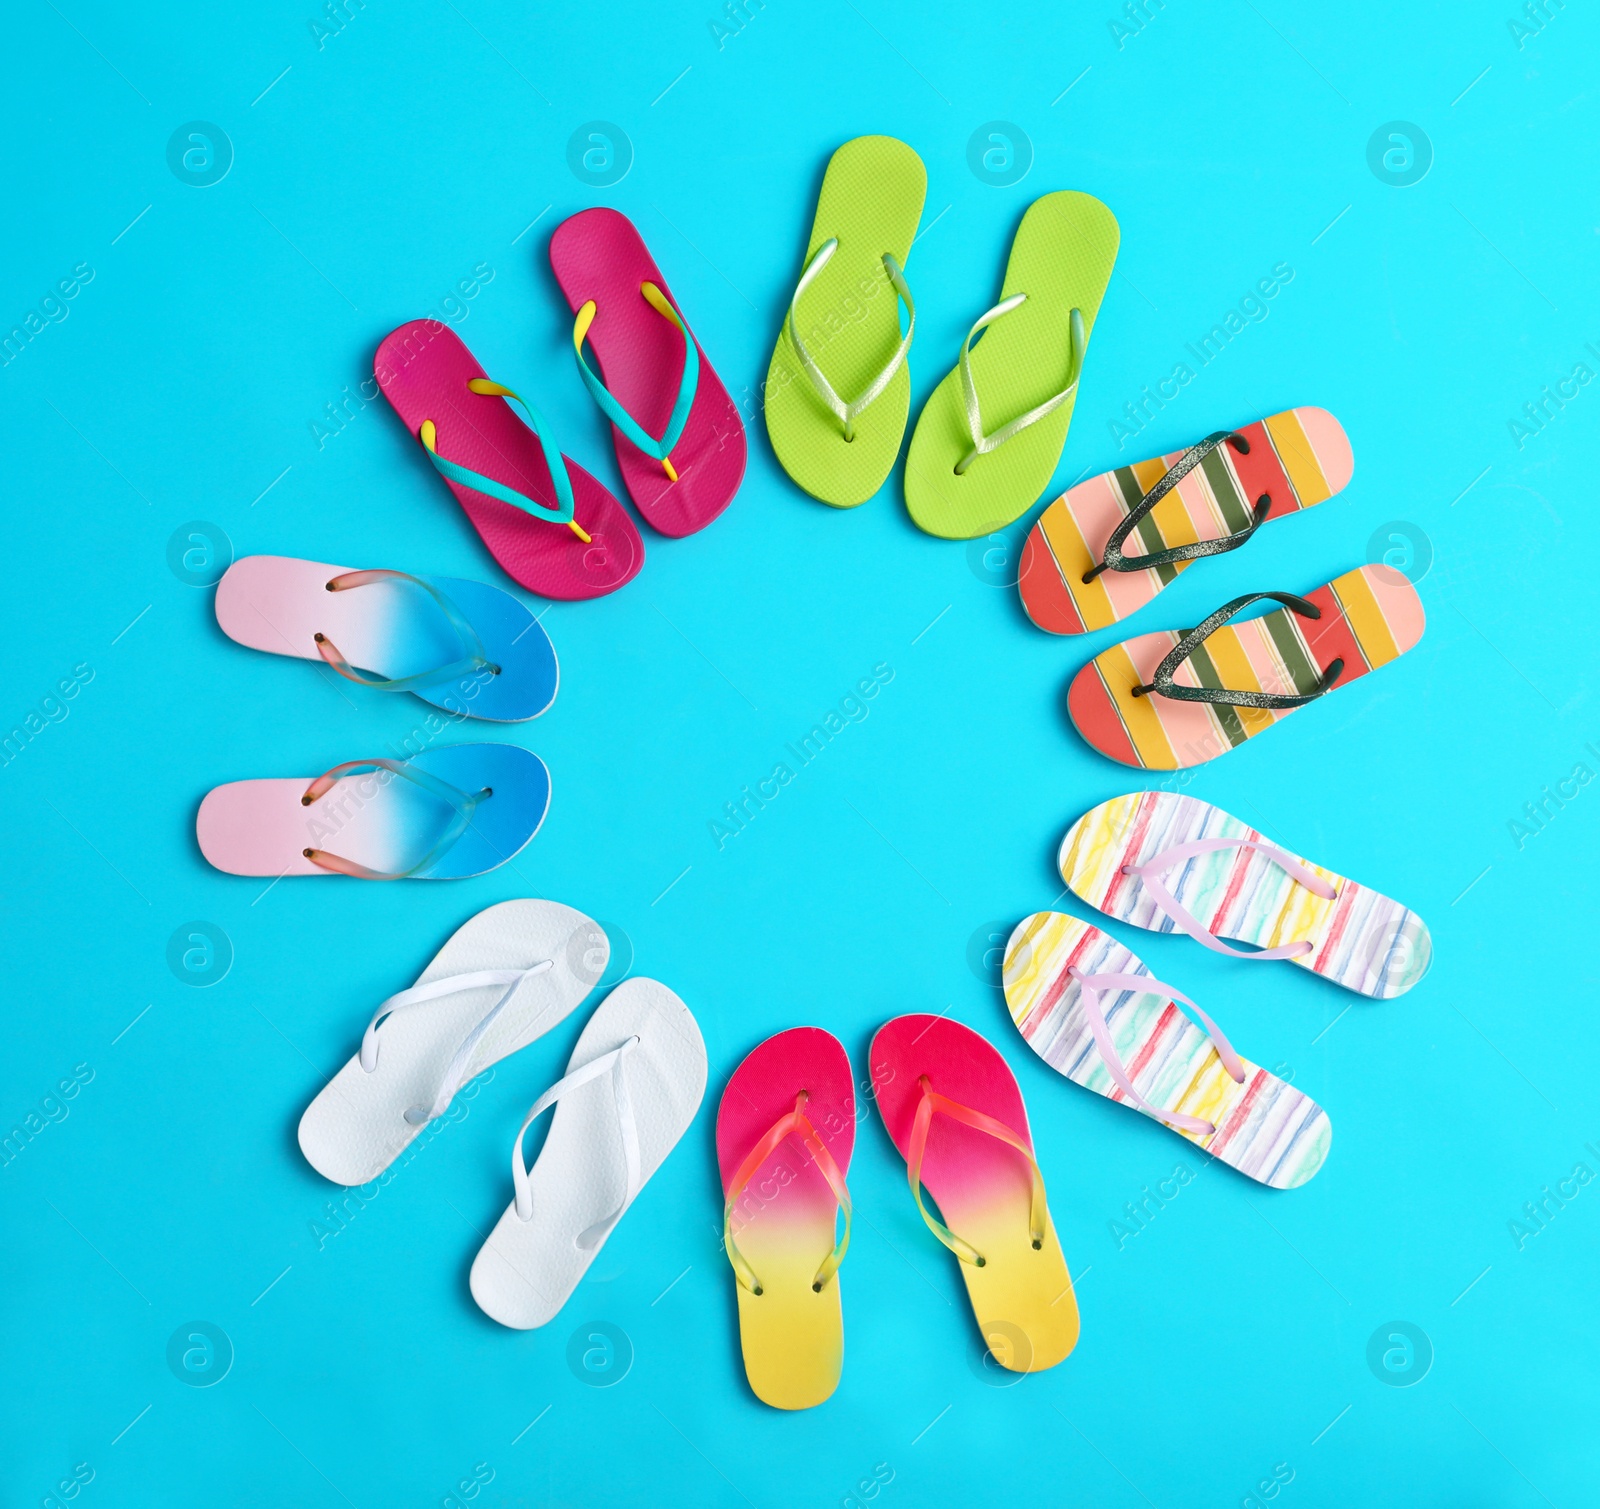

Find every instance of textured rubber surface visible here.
[375,320,643,600]
[298,901,606,1185]
[905,192,1119,539]
[549,209,745,536]
[764,136,927,507]
[717,1027,854,1410]
[215,555,559,721]
[470,978,707,1330]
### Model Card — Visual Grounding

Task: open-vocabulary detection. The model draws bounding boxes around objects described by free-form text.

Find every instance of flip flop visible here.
[196,743,549,879]
[470,978,707,1329]
[549,208,745,536]
[869,1016,1078,1374]
[298,900,605,1185]
[215,556,558,722]
[1059,791,1432,999]
[1003,912,1331,1189]
[375,320,643,600]
[1019,408,1356,635]
[904,191,1119,540]
[717,1027,854,1410]
[763,135,926,508]
[1068,565,1425,770]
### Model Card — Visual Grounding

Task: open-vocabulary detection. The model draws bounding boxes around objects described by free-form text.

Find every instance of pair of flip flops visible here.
[198,559,556,880]
[718,1018,1079,1410]
[298,901,707,1328]
[765,136,1120,537]
[1019,411,1426,768]
[1002,792,1431,1186]
[378,209,745,601]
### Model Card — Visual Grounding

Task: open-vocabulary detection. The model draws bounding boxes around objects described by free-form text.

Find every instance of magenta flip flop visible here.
[375,320,644,601]
[549,208,746,537]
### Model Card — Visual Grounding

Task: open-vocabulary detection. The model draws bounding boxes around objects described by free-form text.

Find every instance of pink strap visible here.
[1068,967,1246,1136]
[1122,835,1337,961]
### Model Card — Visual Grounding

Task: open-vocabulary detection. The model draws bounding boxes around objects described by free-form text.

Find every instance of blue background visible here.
[4,1,1597,1504]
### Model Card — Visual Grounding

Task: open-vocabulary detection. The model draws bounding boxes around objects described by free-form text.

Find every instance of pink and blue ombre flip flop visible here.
[717,1027,854,1411]
[196,744,549,880]
[869,1016,1079,1374]
[215,556,558,722]
[375,320,643,601]
[549,208,745,537]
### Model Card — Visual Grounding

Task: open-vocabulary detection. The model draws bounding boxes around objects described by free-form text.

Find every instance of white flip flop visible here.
[298,899,608,1186]
[469,978,707,1330]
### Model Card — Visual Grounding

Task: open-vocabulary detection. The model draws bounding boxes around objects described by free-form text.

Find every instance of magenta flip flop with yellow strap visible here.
[1068,565,1425,769]
[550,208,745,537]
[1020,407,1354,635]
[870,1016,1078,1374]
[717,1028,854,1410]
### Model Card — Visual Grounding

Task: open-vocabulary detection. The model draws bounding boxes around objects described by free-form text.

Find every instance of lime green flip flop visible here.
[764,136,926,508]
[904,191,1119,539]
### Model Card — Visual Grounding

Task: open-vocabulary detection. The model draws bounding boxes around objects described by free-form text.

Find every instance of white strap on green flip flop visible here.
[955,298,1086,473]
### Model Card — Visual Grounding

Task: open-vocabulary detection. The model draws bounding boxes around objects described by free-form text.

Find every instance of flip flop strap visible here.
[357,961,556,1124]
[299,757,490,880]
[722,1092,853,1295]
[1132,591,1345,710]
[511,1037,642,1250]
[1122,836,1339,961]
[785,239,916,442]
[954,296,1085,475]
[1082,431,1270,584]
[419,379,587,537]
[572,283,700,473]
[1067,967,1247,1137]
[906,1076,1046,1267]
[314,569,498,693]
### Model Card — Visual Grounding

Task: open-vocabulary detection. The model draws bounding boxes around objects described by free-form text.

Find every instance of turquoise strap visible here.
[300,758,491,880]
[420,380,586,536]
[316,570,499,694]
[786,239,915,442]
[571,283,699,475]
[955,297,1085,475]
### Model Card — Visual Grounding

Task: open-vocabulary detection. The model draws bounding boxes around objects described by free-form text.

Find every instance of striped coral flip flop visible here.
[1003,912,1331,1189]
[870,1016,1078,1374]
[1060,791,1431,999]
[1019,407,1354,635]
[1068,565,1424,769]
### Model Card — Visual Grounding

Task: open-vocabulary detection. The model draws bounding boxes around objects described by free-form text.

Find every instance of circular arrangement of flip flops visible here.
[192,135,1430,1412]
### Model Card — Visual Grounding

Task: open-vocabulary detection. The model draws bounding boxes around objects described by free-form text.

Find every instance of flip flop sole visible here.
[1004,912,1332,1189]
[1060,791,1432,999]
[1068,565,1426,769]
[216,556,558,721]
[717,1027,854,1410]
[764,136,927,508]
[376,320,643,600]
[299,900,606,1185]
[196,743,550,878]
[550,209,746,536]
[905,192,1119,539]
[870,1015,1078,1373]
[1020,407,1355,635]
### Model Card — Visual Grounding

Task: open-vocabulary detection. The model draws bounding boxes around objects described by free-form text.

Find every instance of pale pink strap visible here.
[1122,835,1337,961]
[1068,966,1246,1136]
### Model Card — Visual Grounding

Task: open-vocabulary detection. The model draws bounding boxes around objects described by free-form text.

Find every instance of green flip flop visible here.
[764,136,927,508]
[904,191,1119,539]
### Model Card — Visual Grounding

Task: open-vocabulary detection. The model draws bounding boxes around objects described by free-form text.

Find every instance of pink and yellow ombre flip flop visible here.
[1003,912,1332,1188]
[1019,407,1354,635]
[215,556,558,722]
[376,320,643,600]
[869,1016,1078,1374]
[550,209,746,537]
[196,743,549,880]
[1068,565,1425,769]
[717,1028,854,1410]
